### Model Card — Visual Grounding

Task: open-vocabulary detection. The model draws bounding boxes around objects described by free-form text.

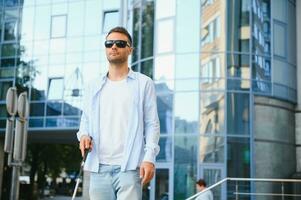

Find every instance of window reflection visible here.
[252,55,271,93]
[132,6,140,63]
[141,1,154,59]
[30,102,45,116]
[48,77,64,100]
[4,21,18,41]
[200,53,225,90]
[63,102,81,116]
[47,101,62,116]
[68,1,84,36]
[131,1,154,75]
[1,58,15,67]
[252,0,271,56]
[34,5,51,40]
[157,136,172,162]
[140,59,153,79]
[201,56,221,83]
[273,22,286,58]
[154,55,174,83]
[1,43,18,57]
[155,169,169,200]
[51,15,67,38]
[157,19,174,53]
[157,94,173,134]
[227,54,249,78]
[174,135,198,198]
[5,8,19,20]
[156,0,175,19]
[46,116,79,127]
[199,136,224,163]
[227,53,250,90]
[227,93,249,135]
[0,81,13,100]
[226,0,250,53]
[201,0,216,8]
[174,92,198,134]
[0,68,15,78]
[29,118,44,127]
[5,0,19,7]
[227,137,250,198]
[102,10,119,33]
[0,104,7,118]
[201,16,220,47]
[200,92,225,134]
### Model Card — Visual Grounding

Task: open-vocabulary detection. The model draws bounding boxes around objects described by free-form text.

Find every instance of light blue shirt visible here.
[77,69,160,172]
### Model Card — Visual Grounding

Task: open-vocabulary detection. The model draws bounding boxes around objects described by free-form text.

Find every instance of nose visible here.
[111,43,118,48]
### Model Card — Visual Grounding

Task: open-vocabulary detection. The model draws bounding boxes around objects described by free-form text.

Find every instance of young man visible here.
[77,27,160,200]
[196,179,214,200]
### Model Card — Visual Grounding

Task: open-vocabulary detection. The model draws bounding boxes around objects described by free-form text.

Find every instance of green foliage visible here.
[25,143,81,198]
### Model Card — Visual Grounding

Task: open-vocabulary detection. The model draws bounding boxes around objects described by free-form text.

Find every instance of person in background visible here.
[196,179,214,200]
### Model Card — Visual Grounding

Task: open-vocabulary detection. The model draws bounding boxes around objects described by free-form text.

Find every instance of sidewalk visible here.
[41,195,83,200]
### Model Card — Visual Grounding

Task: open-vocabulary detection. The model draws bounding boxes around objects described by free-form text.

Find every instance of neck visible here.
[108,63,129,81]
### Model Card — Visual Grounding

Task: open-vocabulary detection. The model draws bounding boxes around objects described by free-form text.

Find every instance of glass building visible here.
[0,0,300,199]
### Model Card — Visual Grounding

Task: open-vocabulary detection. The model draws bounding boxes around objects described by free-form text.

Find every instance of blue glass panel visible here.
[227,93,250,135]
[174,135,198,199]
[157,136,172,162]
[29,118,44,127]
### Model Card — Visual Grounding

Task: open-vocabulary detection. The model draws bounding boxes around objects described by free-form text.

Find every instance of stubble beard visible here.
[108,56,128,65]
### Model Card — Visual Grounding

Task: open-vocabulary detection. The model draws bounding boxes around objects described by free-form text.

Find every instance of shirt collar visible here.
[100,68,136,80]
[93,68,136,96]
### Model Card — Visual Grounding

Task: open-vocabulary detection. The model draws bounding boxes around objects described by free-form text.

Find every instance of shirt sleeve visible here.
[142,78,160,164]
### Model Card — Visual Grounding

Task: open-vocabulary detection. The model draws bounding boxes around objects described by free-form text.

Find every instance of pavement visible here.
[41,196,83,200]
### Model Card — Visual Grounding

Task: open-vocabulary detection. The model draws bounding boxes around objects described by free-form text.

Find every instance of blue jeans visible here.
[89,164,142,200]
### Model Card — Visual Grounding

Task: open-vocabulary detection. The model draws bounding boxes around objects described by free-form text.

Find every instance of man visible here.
[77,27,160,200]
[196,179,214,200]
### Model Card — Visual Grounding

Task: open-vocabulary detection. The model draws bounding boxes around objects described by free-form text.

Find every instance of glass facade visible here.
[0,0,298,200]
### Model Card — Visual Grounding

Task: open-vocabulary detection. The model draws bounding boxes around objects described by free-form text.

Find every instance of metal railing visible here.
[185,177,301,200]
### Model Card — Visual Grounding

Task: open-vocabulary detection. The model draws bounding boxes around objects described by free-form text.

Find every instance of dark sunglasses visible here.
[104,40,131,48]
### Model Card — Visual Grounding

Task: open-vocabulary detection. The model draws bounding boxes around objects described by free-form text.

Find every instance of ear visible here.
[128,47,133,55]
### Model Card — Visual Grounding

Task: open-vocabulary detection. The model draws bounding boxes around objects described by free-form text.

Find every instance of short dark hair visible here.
[106,26,133,46]
[196,179,207,187]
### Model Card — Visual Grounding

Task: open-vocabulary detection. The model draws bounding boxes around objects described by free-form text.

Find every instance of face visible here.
[196,184,205,192]
[105,32,132,64]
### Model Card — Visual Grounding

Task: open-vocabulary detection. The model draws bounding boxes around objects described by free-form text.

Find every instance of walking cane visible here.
[71,148,89,200]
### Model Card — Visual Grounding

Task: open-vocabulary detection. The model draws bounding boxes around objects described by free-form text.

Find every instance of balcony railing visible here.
[186,177,301,200]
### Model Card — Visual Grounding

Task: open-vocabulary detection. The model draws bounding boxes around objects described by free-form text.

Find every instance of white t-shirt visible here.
[98,78,132,165]
[196,190,214,200]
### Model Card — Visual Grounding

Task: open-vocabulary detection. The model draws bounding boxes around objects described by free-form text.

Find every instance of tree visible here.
[25,144,81,199]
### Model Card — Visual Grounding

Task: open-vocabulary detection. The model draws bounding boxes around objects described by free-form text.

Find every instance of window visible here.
[273,21,286,58]
[201,16,220,46]
[0,81,13,100]
[201,57,221,83]
[102,10,119,33]
[201,0,215,8]
[48,77,64,100]
[1,43,18,57]
[50,15,67,38]
[156,0,175,19]
[3,20,18,41]
[5,0,19,7]
[157,19,174,53]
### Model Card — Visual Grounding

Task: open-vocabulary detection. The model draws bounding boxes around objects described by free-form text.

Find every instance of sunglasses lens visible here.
[115,41,127,48]
[104,41,114,48]
[105,40,129,48]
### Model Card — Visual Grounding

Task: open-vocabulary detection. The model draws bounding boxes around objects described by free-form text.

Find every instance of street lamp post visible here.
[4,87,29,200]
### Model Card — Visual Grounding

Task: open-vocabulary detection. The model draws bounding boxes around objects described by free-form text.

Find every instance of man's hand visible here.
[140,161,155,186]
[79,135,92,157]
